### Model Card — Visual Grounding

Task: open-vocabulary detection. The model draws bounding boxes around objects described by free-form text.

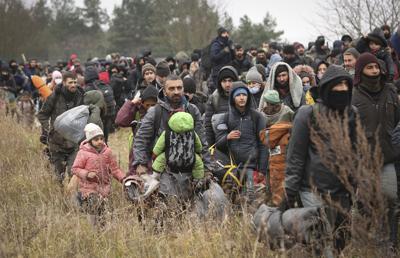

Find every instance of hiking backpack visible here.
[165,126,196,173]
[93,80,116,116]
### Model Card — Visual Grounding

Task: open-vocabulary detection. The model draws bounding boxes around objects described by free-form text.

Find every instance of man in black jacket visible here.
[352,52,400,249]
[38,72,84,183]
[210,27,234,87]
[215,82,267,203]
[282,65,356,252]
[204,66,238,146]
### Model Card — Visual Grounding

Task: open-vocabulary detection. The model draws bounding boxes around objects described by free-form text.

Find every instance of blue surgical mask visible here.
[249,87,260,94]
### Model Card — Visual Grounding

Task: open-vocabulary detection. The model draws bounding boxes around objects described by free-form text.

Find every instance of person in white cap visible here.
[72,123,126,226]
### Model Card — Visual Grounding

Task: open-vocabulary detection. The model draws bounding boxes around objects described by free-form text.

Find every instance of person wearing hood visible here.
[214,82,267,203]
[341,35,353,51]
[356,27,395,82]
[282,65,357,253]
[8,59,27,93]
[245,67,264,107]
[38,72,84,184]
[265,53,282,78]
[342,48,360,78]
[382,25,392,41]
[259,62,305,112]
[47,70,63,91]
[204,66,238,146]
[351,53,400,249]
[210,27,234,87]
[83,90,106,129]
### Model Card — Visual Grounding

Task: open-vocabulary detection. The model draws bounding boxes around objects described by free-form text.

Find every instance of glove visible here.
[278,188,296,212]
[223,46,230,53]
[136,164,148,175]
[40,130,49,145]
[204,171,216,184]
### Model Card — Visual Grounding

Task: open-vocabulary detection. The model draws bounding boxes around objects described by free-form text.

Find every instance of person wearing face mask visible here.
[210,27,234,87]
[246,67,264,107]
[315,60,329,85]
[281,65,357,253]
[352,53,400,250]
[259,62,305,112]
[8,59,27,93]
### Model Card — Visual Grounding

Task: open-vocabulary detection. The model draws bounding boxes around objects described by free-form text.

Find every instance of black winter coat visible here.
[352,83,400,164]
[284,104,357,195]
[215,84,267,173]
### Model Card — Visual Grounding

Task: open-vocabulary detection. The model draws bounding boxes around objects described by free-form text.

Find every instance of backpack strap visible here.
[153,104,163,138]
[164,125,172,162]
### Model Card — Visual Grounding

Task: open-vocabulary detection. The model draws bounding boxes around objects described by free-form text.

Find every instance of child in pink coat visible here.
[72,123,125,225]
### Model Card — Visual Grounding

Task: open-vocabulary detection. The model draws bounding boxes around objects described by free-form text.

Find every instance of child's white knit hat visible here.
[84,123,103,141]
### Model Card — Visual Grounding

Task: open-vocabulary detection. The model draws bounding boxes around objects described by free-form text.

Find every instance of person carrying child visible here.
[72,123,126,226]
[151,111,205,188]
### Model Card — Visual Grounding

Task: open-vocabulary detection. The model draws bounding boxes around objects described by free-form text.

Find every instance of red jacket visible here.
[72,141,125,198]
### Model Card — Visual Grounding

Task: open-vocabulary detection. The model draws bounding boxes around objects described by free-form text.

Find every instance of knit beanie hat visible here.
[84,66,99,83]
[141,85,159,101]
[156,61,170,77]
[354,52,380,85]
[217,27,228,36]
[246,67,263,84]
[142,63,156,76]
[183,77,196,94]
[84,123,104,141]
[344,47,360,59]
[263,90,281,104]
[232,87,248,98]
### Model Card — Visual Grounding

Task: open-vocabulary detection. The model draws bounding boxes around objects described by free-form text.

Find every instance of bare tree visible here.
[318,0,400,39]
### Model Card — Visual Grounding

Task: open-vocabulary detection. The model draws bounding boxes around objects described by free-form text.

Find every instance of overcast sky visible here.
[76,0,323,45]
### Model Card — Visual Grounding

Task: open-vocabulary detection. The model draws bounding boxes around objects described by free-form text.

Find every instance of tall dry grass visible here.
[310,110,398,257]
[0,111,393,258]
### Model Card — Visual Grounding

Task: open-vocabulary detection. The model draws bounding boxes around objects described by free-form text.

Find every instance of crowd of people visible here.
[2,24,400,255]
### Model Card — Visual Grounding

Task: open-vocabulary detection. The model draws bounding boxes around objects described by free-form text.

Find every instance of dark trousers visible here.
[49,145,77,184]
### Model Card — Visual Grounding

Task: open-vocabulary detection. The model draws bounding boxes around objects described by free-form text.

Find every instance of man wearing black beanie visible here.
[352,52,400,250]
[184,77,205,114]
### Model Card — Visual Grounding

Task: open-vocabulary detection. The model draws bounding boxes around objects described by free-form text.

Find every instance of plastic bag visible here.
[54,105,89,143]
